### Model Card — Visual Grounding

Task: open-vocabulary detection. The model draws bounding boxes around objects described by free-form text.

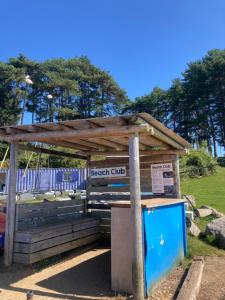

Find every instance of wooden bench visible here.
[13,199,100,264]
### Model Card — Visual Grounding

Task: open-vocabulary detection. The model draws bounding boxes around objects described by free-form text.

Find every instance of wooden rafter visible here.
[19,144,87,160]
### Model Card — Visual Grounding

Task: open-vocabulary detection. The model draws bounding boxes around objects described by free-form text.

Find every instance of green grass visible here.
[181,167,225,213]
[181,167,225,261]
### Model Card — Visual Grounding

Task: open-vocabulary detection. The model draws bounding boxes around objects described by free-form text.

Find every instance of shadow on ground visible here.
[0,246,125,299]
[37,251,114,298]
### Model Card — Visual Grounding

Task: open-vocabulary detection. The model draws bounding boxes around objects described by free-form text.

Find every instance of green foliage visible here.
[180,147,217,178]
[125,49,225,156]
[0,142,86,169]
[5,55,129,123]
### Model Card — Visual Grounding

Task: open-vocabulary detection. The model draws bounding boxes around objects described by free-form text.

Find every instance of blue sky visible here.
[1,0,225,99]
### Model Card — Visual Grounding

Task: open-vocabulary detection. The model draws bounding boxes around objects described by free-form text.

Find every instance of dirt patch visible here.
[0,246,185,300]
[197,256,225,300]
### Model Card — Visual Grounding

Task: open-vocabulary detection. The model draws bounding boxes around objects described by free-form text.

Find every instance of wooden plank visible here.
[19,144,87,160]
[90,177,130,186]
[100,225,111,233]
[8,124,150,142]
[174,155,181,198]
[100,218,111,226]
[89,155,175,167]
[89,184,152,193]
[138,113,191,148]
[89,194,177,201]
[88,209,111,219]
[176,256,205,300]
[15,218,99,243]
[18,204,84,220]
[17,211,84,230]
[83,149,186,156]
[13,233,100,264]
[101,232,111,239]
[88,137,127,150]
[4,142,18,266]
[89,176,152,187]
[68,138,114,151]
[17,199,84,218]
[90,186,130,193]
[17,202,85,220]
[129,133,144,299]
[14,226,100,253]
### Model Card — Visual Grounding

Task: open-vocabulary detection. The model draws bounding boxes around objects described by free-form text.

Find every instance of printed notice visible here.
[152,172,164,193]
[151,163,173,194]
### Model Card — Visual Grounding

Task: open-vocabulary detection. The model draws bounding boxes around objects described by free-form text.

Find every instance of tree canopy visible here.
[0,54,129,125]
[125,49,225,157]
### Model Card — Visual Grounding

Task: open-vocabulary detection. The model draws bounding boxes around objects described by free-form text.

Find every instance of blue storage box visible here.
[111,199,187,297]
[0,233,4,249]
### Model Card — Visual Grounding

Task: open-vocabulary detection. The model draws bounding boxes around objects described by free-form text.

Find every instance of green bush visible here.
[180,147,217,178]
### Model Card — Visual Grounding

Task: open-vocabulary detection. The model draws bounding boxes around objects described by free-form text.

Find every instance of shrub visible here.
[180,147,217,178]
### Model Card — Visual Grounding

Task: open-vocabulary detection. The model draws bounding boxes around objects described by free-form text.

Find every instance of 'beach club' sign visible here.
[90,166,126,178]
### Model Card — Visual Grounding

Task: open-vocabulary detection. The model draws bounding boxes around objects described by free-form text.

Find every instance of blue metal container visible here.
[0,233,4,249]
[143,202,187,296]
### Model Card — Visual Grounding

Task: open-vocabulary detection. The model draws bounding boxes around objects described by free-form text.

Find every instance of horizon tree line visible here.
[1,49,225,158]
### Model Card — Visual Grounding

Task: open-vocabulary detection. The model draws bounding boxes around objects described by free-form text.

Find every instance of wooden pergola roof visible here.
[0,113,191,158]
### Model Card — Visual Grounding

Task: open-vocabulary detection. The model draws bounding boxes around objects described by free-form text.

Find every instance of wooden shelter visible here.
[0,113,191,300]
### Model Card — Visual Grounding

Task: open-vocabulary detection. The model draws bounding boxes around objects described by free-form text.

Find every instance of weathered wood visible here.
[89,184,152,193]
[15,218,99,243]
[14,226,99,253]
[88,137,127,150]
[7,124,150,142]
[90,177,130,186]
[18,144,87,160]
[4,142,18,266]
[89,155,175,167]
[138,113,191,148]
[176,256,205,300]
[88,209,111,219]
[17,199,84,219]
[13,233,100,264]
[84,149,187,157]
[90,186,130,193]
[174,155,181,198]
[17,212,84,230]
[129,133,144,300]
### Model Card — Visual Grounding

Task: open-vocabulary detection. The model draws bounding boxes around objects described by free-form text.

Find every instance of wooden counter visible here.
[110,198,186,208]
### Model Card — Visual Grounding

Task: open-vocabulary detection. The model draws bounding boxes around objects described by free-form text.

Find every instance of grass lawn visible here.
[181,167,225,262]
[181,166,225,213]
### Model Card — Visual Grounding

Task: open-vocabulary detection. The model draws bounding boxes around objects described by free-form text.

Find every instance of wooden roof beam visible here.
[81,149,188,157]
[5,124,150,142]
[19,144,87,160]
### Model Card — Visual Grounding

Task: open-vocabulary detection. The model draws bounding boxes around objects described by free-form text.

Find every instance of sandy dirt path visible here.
[0,247,115,300]
[197,256,225,300]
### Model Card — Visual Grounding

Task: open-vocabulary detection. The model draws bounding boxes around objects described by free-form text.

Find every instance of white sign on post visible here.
[151,163,173,194]
[90,166,126,178]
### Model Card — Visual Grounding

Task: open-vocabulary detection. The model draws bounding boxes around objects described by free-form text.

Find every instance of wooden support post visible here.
[4,142,18,266]
[174,155,181,198]
[85,155,91,215]
[129,133,144,300]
